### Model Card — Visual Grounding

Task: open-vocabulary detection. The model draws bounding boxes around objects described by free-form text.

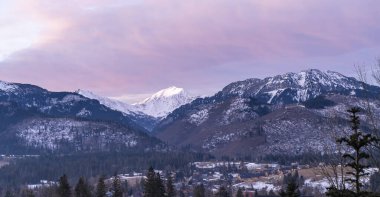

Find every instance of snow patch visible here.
[234,181,280,192]
[61,95,86,103]
[189,109,209,126]
[266,89,285,104]
[76,108,91,117]
[298,71,307,87]
[0,81,18,92]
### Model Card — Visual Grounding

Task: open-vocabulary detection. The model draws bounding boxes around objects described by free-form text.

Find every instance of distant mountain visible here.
[76,89,160,131]
[0,81,164,154]
[132,86,196,118]
[76,86,195,130]
[154,69,380,157]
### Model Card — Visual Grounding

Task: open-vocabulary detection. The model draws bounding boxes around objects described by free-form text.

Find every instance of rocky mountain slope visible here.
[154,69,380,157]
[0,81,164,154]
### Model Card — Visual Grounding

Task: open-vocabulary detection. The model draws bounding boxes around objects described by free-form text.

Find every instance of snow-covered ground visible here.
[234,181,280,192]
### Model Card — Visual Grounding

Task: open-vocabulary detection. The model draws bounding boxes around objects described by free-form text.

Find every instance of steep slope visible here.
[154,69,380,157]
[0,81,164,154]
[76,89,135,114]
[132,86,195,118]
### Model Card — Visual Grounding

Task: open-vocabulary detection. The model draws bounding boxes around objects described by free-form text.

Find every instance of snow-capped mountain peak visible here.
[138,86,186,104]
[133,86,195,118]
[76,86,196,119]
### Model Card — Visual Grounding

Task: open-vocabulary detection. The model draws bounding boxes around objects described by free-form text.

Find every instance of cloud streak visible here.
[1,0,380,102]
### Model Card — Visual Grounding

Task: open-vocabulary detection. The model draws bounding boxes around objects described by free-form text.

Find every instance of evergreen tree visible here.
[154,172,166,197]
[21,189,35,197]
[74,177,91,197]
[236,188,244,197]
[144,167,156,197]
[5,191,13,197]
[215,186,229,197]
[143,166,165,197]
[122,180,129,195]
[96,176,107,197]
[193,184,205,197]
[57,174,71,197]
[112,175,123,197]
[166,174,176,197]
[280,177,300,197]
[327,108,378,197]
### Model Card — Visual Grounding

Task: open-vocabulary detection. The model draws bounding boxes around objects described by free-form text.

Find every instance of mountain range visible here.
[1,69,380,157]
[154,69,380,157]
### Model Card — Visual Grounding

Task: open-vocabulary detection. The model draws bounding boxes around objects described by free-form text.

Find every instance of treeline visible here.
[0,151,213,189]
[2,167,220,197]
[3,172,134,197]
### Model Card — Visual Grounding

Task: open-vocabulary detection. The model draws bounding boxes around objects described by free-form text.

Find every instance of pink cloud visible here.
[1,0,380,100]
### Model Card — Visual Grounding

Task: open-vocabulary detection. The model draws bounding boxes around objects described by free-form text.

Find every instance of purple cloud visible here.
[1,0,380,101]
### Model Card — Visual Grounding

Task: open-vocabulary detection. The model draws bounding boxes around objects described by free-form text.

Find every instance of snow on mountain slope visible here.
[222,69,366,104]
[0,80,18,92]
[133,86,195,118]
[76,89,136,115]
[76,87,195,118]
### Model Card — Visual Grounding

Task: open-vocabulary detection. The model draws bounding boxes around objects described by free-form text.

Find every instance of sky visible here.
[0,0,380,103]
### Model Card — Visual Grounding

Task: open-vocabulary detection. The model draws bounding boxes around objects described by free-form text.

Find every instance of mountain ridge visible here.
[0,81,166,154]
[154,69,380,157]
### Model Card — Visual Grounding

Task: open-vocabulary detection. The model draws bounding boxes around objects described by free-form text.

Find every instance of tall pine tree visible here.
[143,166,165,197]
[280,177,300,197]
[112,174,123,197]
[193,184,205,197]
[21,189,35,197]
[236,188,244,197]
[144,167,156,197]
[215,186,229,197]
[155,172,166,197]
[327,107,379,197]
[74,177,91,197]
[5,191,13,197]
[95,176,107,197]
[57,174,71,197]
[166,174,176,197]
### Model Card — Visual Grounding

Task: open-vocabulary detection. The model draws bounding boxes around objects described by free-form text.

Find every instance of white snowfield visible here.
[132,86,195,118]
